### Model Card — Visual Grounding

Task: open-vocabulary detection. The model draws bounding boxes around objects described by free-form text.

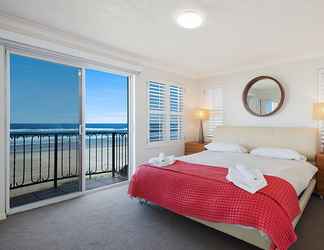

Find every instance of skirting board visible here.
[0,212,6,221]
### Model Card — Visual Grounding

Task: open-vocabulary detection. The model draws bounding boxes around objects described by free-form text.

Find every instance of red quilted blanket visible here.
[128,160,300,250]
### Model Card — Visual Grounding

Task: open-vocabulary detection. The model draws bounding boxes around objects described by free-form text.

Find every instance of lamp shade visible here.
[313,102,324,120]
[194,108,210,121]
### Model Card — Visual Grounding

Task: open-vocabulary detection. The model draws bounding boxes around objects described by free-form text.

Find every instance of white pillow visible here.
[250,147,307,161]
[205,142,248,153]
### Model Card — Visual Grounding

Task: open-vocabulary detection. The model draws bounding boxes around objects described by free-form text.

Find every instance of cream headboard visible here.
[212,126,319,160]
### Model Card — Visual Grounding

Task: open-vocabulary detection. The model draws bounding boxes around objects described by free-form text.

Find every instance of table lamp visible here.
[313,102,324,151]
[194,108,210,143]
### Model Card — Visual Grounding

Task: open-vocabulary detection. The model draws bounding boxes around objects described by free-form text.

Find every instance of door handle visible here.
[79,124,85,136]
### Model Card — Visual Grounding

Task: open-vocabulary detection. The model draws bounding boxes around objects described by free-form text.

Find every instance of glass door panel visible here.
[9,53,82,208]
[85,69,128,190]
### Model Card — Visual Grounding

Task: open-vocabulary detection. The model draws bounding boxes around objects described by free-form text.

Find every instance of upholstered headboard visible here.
[212,126,319,160]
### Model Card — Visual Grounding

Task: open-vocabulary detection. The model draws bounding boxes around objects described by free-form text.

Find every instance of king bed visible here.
[129,127,319,250]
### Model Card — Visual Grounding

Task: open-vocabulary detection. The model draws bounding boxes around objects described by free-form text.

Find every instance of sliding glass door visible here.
[8,51,130,210]
[9,53,83,208]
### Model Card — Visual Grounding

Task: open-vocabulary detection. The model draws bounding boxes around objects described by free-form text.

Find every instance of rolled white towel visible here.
[235,164,261,182]
[148,155,175,167]
[226,164,267,194]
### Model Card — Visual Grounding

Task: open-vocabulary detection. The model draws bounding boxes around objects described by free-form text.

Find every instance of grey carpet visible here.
[0,184,323,250]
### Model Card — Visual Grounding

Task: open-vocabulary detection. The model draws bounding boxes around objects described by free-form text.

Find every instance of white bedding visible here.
[177,150,318,196]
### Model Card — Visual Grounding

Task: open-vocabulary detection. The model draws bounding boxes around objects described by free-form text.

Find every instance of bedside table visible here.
[315,153,324,198]
[185,142,206,155]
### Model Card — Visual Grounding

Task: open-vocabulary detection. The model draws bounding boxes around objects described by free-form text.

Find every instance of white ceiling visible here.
[1,0,324,78]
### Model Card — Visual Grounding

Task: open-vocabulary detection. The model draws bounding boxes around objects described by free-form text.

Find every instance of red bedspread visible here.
[128,160,300,250]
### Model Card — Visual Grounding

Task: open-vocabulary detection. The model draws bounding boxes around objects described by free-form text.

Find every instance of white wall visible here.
[199,57,324,128]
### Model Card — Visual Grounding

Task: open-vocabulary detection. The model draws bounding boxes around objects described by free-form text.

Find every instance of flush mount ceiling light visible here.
[176,10,204,29]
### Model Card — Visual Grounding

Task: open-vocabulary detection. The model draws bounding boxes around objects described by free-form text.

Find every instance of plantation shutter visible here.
[148,81,166,142]
[319,69,324,145]
[206,88,224,137]
[170,85,184,140]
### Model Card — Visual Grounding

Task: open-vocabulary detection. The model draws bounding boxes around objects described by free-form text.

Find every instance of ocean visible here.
[10,123,128,132]
[10,123,128,152]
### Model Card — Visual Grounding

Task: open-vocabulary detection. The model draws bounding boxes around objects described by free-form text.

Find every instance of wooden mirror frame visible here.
[242,76,285,117]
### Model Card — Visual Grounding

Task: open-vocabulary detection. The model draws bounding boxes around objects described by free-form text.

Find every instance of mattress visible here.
[177,150,318,196]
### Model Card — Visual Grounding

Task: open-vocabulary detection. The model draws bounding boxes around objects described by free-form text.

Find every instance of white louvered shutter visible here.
[170,85,184,140]
[148,82,166,142]
[319,69,324,145]
[206,88,224,137]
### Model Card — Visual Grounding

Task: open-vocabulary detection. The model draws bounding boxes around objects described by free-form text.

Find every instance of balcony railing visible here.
[10,130,128,190]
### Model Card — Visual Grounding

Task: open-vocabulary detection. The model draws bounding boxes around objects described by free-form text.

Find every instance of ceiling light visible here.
[176,11,204,29]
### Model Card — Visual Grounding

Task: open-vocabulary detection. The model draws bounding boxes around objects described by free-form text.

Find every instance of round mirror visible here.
[242,76,285,117]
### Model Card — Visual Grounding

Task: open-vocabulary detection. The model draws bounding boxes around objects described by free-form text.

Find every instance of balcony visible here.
[10,130,128,207]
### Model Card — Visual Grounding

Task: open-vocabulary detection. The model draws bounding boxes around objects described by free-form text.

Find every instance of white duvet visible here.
[177,150,318,196]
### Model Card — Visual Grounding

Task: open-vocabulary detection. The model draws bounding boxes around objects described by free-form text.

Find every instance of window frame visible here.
[147,81,184,145]
[3,44,136,215]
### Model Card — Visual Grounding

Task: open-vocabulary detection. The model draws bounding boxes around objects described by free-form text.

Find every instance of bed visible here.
[130,127,319,250]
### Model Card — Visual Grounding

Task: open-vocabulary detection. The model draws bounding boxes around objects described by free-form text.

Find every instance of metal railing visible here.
[10,130,128,189]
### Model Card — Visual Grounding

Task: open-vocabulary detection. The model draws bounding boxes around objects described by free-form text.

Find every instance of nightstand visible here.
[185,141,206,155]
[315,153,324,198]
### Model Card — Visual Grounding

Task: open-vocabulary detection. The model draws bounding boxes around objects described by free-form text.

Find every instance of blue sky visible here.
[86,69,128,123]
[10,54,128,124]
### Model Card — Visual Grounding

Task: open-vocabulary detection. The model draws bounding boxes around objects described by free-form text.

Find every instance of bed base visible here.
[187,178,316,250]
[140,178,316,250]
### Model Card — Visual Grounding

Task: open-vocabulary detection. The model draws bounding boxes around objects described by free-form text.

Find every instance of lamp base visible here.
[198,120,204,144]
